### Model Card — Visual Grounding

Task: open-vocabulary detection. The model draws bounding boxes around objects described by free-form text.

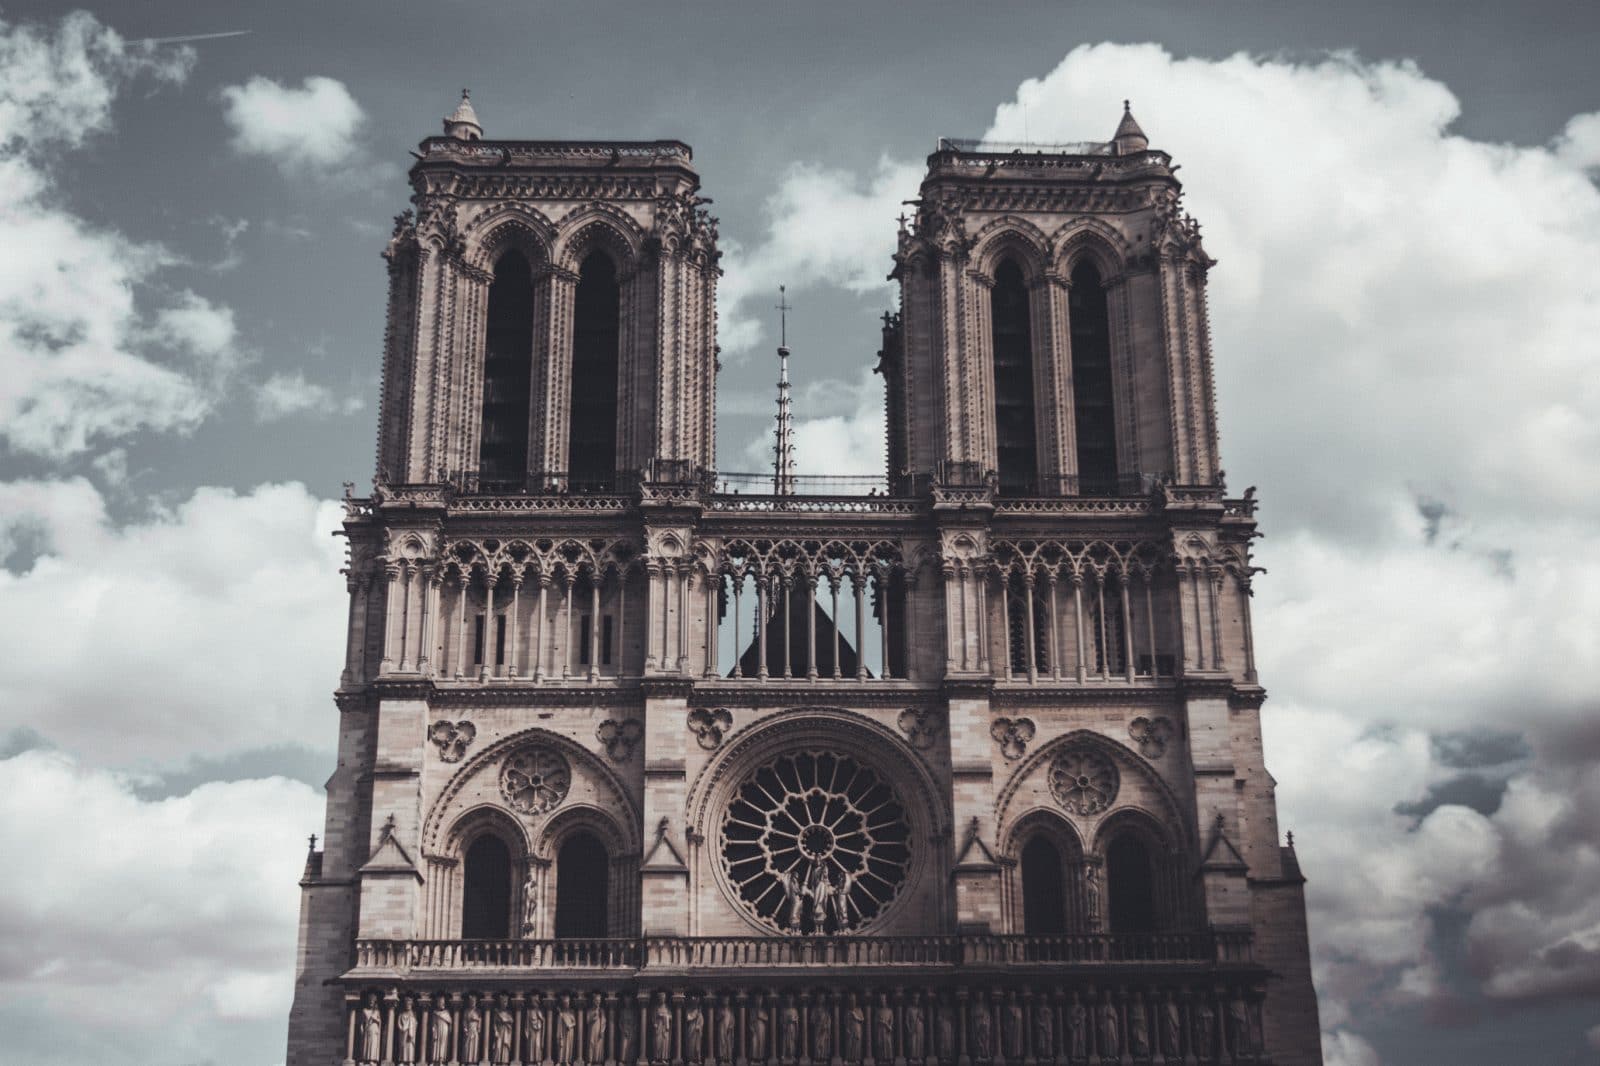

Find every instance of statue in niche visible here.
[1082,865,1101,930]
[813,997,833,1061]
[971,998,992,1062]
[1227,996,1253,1055]
[360,993,383,1063]
[749,999,770,1062]
[685,997,705,1063]
[1002,996,1023,1060]
[874,995,895,1062]
[463,995,484,1065]
[903,995,925,1061]
[523,873,540,936]
[1127,998,1149,1059]
[843,994,864,1062]
[653,994,673,1063]
[1096,1002,1118,1060]
[935,1000,955,1064]
[1031,999,1052,1060]
[1066,1000,1086,1061]
[589,994,609,1065]
[556,994,578,1065]
[618,1000,636,1065]
[718,997,737,1062]
[527,998,546,1065]
[396,996,418,1064]
[430,994,454,1065]
[780,866,806,929]
[1192,1001,1215,1061]
[781,1001,800,1061]
[1160,998,1181,1060]
[492,994,516,1065]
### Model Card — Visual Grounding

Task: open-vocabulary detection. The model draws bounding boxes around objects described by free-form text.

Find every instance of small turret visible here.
[1111,99,1148,155]
[443,88,483,141]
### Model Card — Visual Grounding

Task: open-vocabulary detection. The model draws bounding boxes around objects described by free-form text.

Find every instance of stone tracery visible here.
[499,746,572,814]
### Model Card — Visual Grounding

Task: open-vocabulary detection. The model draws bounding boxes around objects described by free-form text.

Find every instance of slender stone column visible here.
[854,575,867,681]
[380,563,402,673]
[704,572,719,678]
[879,571,892,680]
[590,576,602,681]
[418,567,438,675]
[396,562,413,672]
[1024,575,1038,682]
[1047,574,1062,681]
[508,573,522,678]
[999,576,1012,681]
[1120,573,1136,682]
[677,567,691,673]
[562,572,575,678]
[534,574,549,681]
[831,577,843,678]
[455,570,471,679]
[481,573,498,680]
[1072,575,1087,683]
[782,575,793,678]
[1143,574,1158,679]
[757,576,769,679]
[732,574,744,679]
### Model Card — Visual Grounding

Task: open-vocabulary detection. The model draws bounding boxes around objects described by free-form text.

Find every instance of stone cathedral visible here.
[286,93,1323,1066]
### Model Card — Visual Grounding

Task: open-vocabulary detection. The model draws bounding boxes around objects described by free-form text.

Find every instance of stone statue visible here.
[750,1001,770,1062]
[718,998,737,1062]
[588,995,609,1065]
[397,996,418,1065]
[1031,1000,1052,1060]
[813,998,833,1060]
[1082,865,1101,929]
[464,996,484,1065]
[904,996,925,1061]
[781,866,806,928]
[556,994,578,1065]
[1161,999,1181,1059]
[491,994,516,1065]
[971,1000,992,1062]
[1227,997,1253,1055]
[1128,998,1149,1059]
[782,1002,801,1061]
[1066,1001,1086,1061]
[430,994,454,1065]
[360,993,383,1063]
[874,996,895,1062]
[618,1001,636,1065]
[1096,1003,1118,1060]
[523,873,539,936]
[653,994,673,1062]
[843,995,864,1062]
[685,998,705,1063]
[1002,997,1023,1060]
[527,999,546,1065]
[1192,1002,1215,1060]
[935,1001,955,1064]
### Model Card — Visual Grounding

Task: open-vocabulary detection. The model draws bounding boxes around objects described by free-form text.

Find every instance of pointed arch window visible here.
[991,259,1038,495]
[1068,261,1118,493]
[1021,836,1068,936]
[479,250,534,489]
[553,831,610,938]
[1106,832,1158,934]
[461,834,513,939]
[569,250,620,490]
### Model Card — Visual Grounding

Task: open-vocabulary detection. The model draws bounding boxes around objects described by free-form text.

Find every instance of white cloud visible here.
[255,369,363,421]
[221,74,369,177]
[1553,111,1600,171]
[0,12,245,462]
[0,748,321,1064]
[0,478,347,765]
[738,367,887,478]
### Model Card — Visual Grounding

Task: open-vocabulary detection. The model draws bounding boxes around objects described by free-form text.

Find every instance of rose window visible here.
[1048,747,1120,816]
[498,747,571,814]
[720,751,912,934]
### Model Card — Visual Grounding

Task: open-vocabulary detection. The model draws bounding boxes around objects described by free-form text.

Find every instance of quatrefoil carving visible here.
[428,719,476,763]
[1129,715,1175,759]
[596,718,643,762]
[989,717,1036,760]
[687,707,734,750]
[896,708,944,750]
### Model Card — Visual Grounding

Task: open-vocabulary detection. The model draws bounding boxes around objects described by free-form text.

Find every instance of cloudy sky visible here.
[1,1,1597,1063]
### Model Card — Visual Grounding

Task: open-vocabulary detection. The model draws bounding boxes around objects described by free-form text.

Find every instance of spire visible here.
[1112,99,1148,155]
[772,286,795,496]
[443,88,483,141]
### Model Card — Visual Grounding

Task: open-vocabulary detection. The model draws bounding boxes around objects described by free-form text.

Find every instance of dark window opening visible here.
[1106,834,1158,935]
[1068,261,1119,493]
[1007,577,1051,675]
[569,251,620,490]
[494,615,506,667]
[601,615,614,666]
[479,251,534,488]
[461,835,512,939]
[991,260,1038,495]
[473,614,485,666]
[579,614,592,665]
[1021,836,1067,936]
[553,832,609,938]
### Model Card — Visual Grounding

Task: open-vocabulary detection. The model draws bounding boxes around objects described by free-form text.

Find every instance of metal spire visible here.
[772,286,795,496]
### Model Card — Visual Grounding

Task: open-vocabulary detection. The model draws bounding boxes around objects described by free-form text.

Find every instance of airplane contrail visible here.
[136,30,252,45]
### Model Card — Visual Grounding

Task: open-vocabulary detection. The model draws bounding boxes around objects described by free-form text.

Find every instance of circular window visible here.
[1048,747,1120,816]
[499,747,571,814]
[719,751,912,934]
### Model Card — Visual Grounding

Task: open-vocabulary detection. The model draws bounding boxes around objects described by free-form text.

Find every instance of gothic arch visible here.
[463,205,556,273]
[444,802,533,860]
[1051,218,1131,280]
[552,205,645,276]
[969,218,1052,284]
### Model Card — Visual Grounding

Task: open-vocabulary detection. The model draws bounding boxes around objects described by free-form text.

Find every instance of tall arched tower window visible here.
[1105,832,1157,934]
[1068,261,1119,493]
[991,259,1038,494]
[569,250,621,489]
[1020,836,1067,935]
[553,831,610,938]
[479,250,534,488]
[461,834,513,939]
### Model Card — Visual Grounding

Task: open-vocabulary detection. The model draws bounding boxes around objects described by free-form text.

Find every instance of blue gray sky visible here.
[1,3,1598,1064]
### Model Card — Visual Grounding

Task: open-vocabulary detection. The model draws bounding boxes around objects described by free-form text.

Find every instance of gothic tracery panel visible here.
[1048,748,1120,816]
[499,746,572,814]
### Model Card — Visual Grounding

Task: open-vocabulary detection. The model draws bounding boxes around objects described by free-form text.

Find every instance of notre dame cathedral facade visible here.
[286,93,1323,1066]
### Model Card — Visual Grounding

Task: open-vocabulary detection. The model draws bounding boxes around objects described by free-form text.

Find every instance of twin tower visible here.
[287,94,1322,1066]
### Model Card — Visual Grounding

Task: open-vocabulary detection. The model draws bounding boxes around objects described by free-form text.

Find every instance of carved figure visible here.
[813,999,833,1060]
[1160,999,1180,1059]
[750,1001,770,1061]
[718,999,737,1062]
[527,999,546,1064]
[464,996,484,1065]
[874,997,895,1062]
[653,994,673,1062]
[1002,997,1023,1060]
[557,994,577,1065]
[397,996,418,1064]
[523,873,540,936]
[808,865,838,931]
[904,997,925,1061]
[1227,997,1252,1055]
[1067,1001,1086,1060]
[430,995,454,1065]
[685,999,705,1063]
[971,1000,992,1061]
[1031,1001,1052,1060]
[935,1001,955,1063]
[1127,998,1148,1059]
[588,995,608,1065]
[492,995,516,1065]
[780,866,807,929]
[618,1001,636,1064]
[360,993,383,1063]
[1192,1002,1214,1061]
[843,995,864,1062]
[1082,865,1101,929]
[1096,1003,1118,1060]
[773,1002,793,1060]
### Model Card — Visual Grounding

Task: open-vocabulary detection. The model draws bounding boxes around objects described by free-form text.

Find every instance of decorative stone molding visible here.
[1048,748,1120,816]
[1128,716,1174,759]
[896,708,943,750]
[687,708,733,750]
[428,719,477,763]
[498,747,572,814]
[596,718,643,762]
[989,717,1036,760]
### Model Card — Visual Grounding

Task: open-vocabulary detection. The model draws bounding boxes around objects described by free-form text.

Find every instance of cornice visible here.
[988,683,1183,708]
